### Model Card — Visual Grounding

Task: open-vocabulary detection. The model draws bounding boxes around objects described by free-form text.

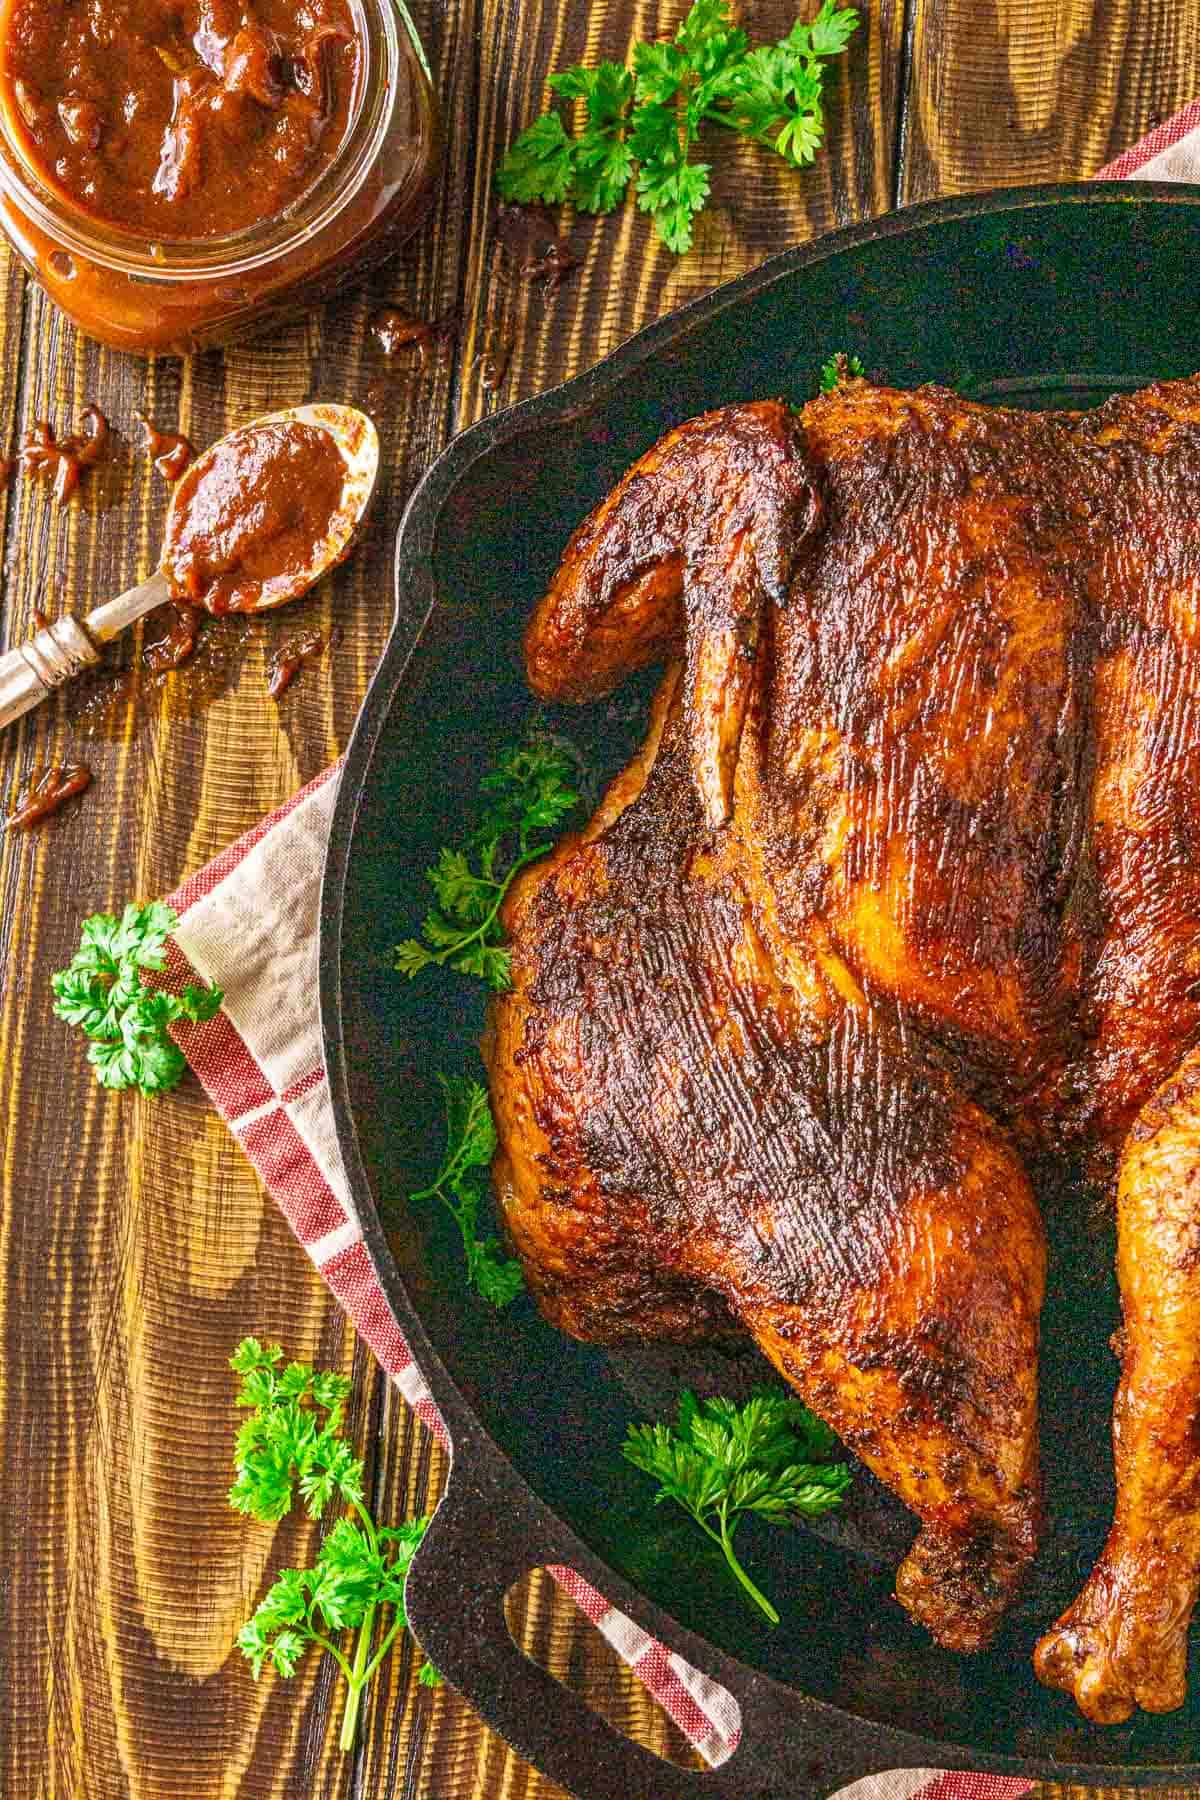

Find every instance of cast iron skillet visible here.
[320,184,1200,1798]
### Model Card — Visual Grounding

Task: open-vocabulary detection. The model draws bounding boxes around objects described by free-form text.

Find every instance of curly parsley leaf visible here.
[622,1389,850,1624]
[802,3,860,56]
[495,111,577,204]
[497,1,858,253]
[229,1338,440,1750]
[574,130,636,214]
[51,902,223,1095]
[636,155,711,254]
[723,5,858,164]
[394,734,579,993]
[819,349,865,391]
[409,1076,524,1308]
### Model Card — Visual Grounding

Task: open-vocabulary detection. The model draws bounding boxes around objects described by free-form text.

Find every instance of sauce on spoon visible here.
[162,416,354,614]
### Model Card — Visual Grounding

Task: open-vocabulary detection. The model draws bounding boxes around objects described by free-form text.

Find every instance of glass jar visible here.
[0,0,439,356]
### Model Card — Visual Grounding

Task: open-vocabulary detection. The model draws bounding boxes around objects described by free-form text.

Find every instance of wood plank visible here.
[902,0,1200,201]
[457,0,906,421]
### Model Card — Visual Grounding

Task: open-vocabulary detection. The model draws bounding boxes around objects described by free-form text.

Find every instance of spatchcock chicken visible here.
[485,375,1200,1727]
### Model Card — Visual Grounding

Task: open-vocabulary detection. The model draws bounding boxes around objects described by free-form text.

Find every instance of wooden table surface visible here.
[3,1,1200,1795]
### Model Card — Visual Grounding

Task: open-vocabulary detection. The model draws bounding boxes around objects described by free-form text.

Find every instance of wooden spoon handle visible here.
[0,570,170,732]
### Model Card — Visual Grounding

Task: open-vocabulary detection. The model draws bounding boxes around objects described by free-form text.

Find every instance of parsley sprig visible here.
[819,348,865,390]
[497,0,859,253]
[410,1076,524,1307]
[51,901,222,1093]
[394,738,579,991]
[229,1339,440,1752]
[623,1389,851,1624]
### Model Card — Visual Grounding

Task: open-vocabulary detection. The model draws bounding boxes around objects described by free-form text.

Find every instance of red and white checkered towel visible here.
[160,108,1200,1793]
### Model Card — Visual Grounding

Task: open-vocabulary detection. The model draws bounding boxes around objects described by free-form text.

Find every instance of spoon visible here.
[0,402,378,732]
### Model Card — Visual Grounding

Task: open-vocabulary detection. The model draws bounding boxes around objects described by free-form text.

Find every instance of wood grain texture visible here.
[0,0,473,1785]
[1,0,1197,1794]
[457,0,904,420]
[902,0,1200,200]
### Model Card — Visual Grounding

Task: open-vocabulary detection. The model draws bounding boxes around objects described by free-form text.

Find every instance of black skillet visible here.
[320,184,1200,1797]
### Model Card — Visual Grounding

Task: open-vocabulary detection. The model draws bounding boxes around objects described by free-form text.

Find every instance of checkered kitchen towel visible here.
[158,106,1200,1790]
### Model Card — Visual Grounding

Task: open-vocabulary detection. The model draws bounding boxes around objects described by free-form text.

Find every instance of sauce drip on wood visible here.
[143,602,200,671]
[368,306,456,370]
[266,623,337,698]
[162,418,347,613]
[494,203,578,293]
[522,239,577,293]
[20,407,109,504]
[21,408,109,503]
[6,762,92,829]
[478,325,514,393]
[70,610,253,738]
[136,413,195,483]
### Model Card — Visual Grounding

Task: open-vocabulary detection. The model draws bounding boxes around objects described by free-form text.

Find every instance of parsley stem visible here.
[690,1504,780,1626]
[308,1631,356,1686]
[429,843,549,969]
[359,1616,403,1687]
[352,1496,380,1552]
[339,1601,377,1752]
[702,110,776,149]
[715,1501,780,1626]
[410,1094,490,1202]
[410,1147,467,1205]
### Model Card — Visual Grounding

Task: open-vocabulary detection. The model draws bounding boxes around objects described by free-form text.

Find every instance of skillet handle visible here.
[405,1461,900,1800]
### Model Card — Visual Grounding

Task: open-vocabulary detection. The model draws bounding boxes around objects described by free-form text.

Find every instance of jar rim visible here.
[0,0,412,280]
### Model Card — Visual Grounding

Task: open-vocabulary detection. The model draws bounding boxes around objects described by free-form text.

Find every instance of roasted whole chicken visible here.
[485,375,1200,1726]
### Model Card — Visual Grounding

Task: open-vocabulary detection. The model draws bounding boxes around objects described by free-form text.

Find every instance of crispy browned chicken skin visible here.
[486,377,1200,1721]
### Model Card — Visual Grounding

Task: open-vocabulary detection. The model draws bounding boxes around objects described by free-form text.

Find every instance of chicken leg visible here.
[1036,1042,1200,1720]
[727,1043,1045,1651]
[491,663,1045,1649]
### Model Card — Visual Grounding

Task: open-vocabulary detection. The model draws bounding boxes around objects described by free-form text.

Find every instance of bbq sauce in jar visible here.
[2,0,361,238]
[0,0,438,352]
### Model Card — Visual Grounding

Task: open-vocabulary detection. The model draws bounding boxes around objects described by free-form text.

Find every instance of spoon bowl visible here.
[160,402,381,617]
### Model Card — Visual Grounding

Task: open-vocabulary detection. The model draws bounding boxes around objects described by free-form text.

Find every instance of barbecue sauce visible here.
[266,624,336,698]
[162,419,347,613]
[143,603,200,671]
[137,414,195,483]
[494,203,578,293]
[6,762,92,829]
[478,327,514,393]
[0,0,361,240]
[369,306,455,370]
[20,407,108,504]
